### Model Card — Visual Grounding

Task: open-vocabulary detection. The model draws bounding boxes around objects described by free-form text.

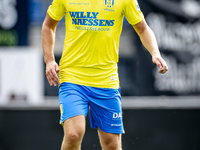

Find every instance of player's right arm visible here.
[42,13,60,86]
[42,0,65,86]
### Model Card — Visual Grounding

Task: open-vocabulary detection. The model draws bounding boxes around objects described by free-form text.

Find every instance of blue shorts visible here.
[59,82,124,134]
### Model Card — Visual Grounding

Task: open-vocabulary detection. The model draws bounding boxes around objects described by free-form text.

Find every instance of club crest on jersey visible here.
[105,0,114,8]
[136,0,141,11]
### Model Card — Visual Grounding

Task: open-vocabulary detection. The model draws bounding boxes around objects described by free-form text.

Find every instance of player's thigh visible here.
[98,127,121,149]
[59,82,89,124]
[63,115,86,139]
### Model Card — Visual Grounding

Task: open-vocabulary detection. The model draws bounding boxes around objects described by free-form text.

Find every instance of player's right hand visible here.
[45,61,60,86]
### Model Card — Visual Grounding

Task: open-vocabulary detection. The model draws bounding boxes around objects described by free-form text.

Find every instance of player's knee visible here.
[68,133,80,143]
[107,143,118,150]
[64,129,85,145]
[103,138,121,150]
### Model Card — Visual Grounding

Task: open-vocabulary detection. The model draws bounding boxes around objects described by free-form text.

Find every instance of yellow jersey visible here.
[47,0,144,89]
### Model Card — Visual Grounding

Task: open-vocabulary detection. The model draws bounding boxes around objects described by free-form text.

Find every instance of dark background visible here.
[0,109,200,150]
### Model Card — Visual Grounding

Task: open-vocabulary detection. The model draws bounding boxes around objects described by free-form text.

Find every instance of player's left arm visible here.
[133,19,168,74]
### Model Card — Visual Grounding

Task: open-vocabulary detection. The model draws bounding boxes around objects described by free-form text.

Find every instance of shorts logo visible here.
[105,0,114,8]
[113,112,122,118]
[111,124,122,126]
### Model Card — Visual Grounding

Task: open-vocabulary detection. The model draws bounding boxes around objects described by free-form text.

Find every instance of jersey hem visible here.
[59,80,119,89]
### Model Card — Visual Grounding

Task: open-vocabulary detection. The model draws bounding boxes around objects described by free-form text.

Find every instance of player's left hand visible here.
[152,55,168,74]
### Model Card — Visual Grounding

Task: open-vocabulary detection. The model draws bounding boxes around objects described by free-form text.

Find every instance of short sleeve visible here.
[47,0,66,21]
[123,0,144,25]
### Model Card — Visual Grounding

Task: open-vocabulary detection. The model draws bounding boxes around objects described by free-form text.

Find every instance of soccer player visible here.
[42,0,168,149]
